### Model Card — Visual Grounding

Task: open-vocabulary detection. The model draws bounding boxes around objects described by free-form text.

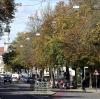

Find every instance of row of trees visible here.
[3,0,100,78]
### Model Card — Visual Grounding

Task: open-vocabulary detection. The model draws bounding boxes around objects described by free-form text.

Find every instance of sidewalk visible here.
[0,91,56,96]
[50,88,100,93]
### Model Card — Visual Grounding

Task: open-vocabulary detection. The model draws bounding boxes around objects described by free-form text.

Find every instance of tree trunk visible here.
[40,68,44,78]
[49,67,55,88]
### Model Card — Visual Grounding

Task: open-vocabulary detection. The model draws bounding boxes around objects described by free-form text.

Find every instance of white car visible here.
[0,74,4,79]
[12,73,19,82]
[0,74,4,82]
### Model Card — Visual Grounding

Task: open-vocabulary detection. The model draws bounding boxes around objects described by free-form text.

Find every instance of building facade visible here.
[0,47,4,74]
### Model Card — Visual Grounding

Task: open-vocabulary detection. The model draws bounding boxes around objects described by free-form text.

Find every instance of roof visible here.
[0,47,4,55]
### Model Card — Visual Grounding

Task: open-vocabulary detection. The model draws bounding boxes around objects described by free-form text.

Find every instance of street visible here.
[54,92,100,99]
[0,82,100,99]
[0,0,100,99]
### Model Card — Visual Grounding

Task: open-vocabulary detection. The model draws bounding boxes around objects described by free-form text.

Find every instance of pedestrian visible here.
[49,79,53,88]
[30,74,35,91]
[59,80,64,89]
[82,78,86,92]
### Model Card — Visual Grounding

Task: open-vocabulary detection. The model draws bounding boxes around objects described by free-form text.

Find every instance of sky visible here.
[11,0,66,41]
[0,0,68,47]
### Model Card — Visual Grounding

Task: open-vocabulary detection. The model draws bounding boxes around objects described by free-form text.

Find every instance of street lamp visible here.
[26,37,30,41]
[20,45,23,48]
[36,32,40,36]
[73,5,80,9]
[84,67,88,79]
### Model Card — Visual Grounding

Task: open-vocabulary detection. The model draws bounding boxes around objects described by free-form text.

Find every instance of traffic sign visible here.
[93,69,99,75]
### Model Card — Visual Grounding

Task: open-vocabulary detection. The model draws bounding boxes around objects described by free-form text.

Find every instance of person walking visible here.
[82,78,87,92]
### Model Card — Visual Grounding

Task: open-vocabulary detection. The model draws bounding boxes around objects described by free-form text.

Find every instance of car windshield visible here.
[4,76,11,78]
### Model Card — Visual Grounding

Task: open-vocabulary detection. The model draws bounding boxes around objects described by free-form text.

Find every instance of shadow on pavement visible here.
[0,95,52,99]
[53,95,84,99]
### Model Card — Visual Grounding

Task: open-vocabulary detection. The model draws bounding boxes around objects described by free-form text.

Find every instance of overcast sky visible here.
[0,0,68,47]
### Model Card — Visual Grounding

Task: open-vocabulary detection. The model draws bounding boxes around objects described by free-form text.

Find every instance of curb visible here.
[50,88,100,93]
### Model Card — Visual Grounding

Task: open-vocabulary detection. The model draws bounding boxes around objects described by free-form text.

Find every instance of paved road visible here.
[54,92,100,99]
[0,83,100,99]
[0,91,100,99]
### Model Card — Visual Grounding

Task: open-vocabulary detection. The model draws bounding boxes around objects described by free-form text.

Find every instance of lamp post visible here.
[73,5,79,9]
[20,45,23,48]
[36,33,40,36]
[84,67,88,79]
[26,37,30,41]
[93,69,99,92]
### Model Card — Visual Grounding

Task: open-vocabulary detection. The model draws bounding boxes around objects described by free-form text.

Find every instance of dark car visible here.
[4,76,12,84]
[27,77,34,83]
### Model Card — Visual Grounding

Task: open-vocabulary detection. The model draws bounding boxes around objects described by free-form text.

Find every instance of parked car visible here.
[4,75,12,84]
[12,73,19,82]
[20,75,28,82]
[0,74,4,79]
[27,77,34,83]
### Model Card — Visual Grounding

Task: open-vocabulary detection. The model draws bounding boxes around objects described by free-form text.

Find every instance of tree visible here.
[0,0,15,23]
[12,32,35,68]
[2,45,17,71]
